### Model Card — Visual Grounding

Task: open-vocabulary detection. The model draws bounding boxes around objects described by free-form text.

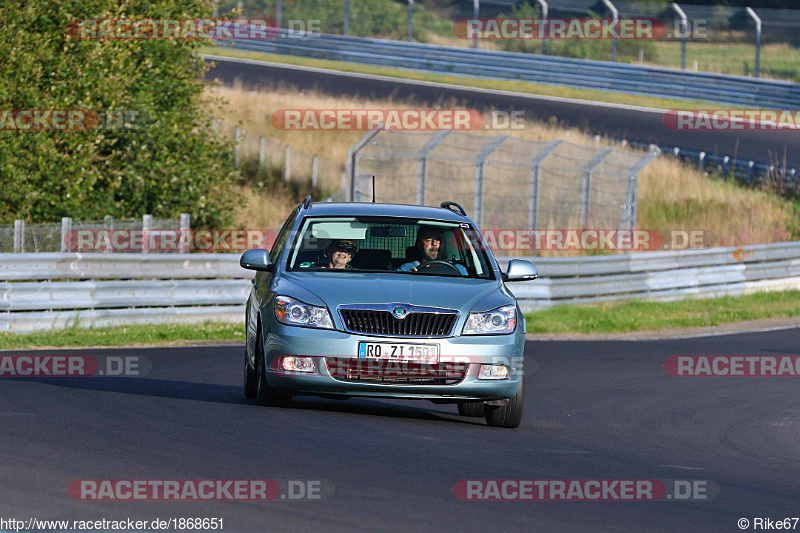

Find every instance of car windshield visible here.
[286,216,494,279]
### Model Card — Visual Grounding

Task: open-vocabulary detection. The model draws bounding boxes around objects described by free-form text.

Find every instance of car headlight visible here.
[274,296,334,329]
[462,304,517,335]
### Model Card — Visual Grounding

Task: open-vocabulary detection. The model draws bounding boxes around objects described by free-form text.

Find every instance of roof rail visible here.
[302,196,312,210]
[440,201,467,216]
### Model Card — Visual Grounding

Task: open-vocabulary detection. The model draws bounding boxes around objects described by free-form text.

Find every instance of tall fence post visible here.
[535,0,548,55]
[672,3,688,70]
[142,214,152,255]
[472,0,479,49]
[416,131,451,206]
[347,129,383,202]
[621,149,659,235]
[407,0,413,42]
[284,145,291,181]
[312,154,319,188]
[276,0,282,29]
[602,0,618,62]
[259,136,266,169]
[344,0,349,36]
[580,147,614,228]
[745,7,761,78]
[473,135,509,228]
[13,220,25,253]
[60,217,73,252]
[528,140,562,231]
[234,126,241,169]
[179,213,191,253]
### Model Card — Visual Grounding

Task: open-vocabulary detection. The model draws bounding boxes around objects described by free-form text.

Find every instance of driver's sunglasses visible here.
[336,243,356,253]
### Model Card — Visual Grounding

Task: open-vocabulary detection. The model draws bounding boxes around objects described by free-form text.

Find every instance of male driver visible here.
[398,226,467,275]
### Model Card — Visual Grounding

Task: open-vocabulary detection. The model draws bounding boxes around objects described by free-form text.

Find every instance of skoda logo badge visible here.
[392,306,408,319]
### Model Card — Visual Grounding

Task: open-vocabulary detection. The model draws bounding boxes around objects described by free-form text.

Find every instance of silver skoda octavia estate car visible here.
[240,198,538,428]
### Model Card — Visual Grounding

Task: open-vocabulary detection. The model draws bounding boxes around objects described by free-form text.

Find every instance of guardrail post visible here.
[142,214,152,255]
[535,0,548,54]
[13,220,25,253]
[698,151,705,170]
[284,145,291,181]
[344,0,349,36]
[672,3,688,70]
[745,7,761,78]
[472,0,480,49]
[529,139,562,231]
[722,156,730,180]
[416,130,451,205]
[179,213,191,253]
[580,147,614,228]
[474,135,509,227]
[234,126,241,169]
[311,154,319,188]
[60,217,73,252]
[747,161,755,185]
[259,136,266,169]
[602,0,618,62]
[407,0,413,42]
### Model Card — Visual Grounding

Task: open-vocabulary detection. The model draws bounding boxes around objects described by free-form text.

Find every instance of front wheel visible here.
[457,401,484,417]
[484,375,524,428]
[255,333,292,407]
[244,349,257,399]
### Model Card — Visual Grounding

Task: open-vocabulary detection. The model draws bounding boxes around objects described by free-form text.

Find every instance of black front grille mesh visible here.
[340,310,457,336]
[326,358,468,385]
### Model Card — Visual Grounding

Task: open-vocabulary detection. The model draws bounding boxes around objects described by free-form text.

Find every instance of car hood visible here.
[278,271,504,313]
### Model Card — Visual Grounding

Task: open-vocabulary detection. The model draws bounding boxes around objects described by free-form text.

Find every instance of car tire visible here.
[255,331,292,407]
[457,401,484,417]
[244,348,257,399]
[484,375,524,428]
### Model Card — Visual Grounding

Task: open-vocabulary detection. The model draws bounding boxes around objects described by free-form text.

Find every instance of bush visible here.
[0,0,239,226]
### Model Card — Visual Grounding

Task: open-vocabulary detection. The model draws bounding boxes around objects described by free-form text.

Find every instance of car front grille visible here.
[325,358,468,385]
[340,309,457,337]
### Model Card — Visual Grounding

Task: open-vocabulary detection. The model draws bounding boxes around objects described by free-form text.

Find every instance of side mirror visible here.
[502,259,538,282]
[240,249,273,272]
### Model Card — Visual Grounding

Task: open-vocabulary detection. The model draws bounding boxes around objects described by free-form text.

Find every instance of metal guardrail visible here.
[223,31,800,108]
[2,243,800,333]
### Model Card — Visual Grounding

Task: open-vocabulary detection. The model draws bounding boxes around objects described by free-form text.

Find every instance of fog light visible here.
[280,356,316,373]
[478,364,509,380]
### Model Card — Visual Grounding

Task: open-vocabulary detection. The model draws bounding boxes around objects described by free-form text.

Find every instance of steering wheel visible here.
[415,260,462,275]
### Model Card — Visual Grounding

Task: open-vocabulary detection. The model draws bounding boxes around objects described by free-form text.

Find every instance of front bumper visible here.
[263,322,525,401]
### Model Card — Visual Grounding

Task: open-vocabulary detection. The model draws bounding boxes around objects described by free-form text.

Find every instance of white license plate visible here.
[358,342,439,362]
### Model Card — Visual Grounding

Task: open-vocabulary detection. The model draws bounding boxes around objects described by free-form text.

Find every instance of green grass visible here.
[201,46,727,111]
[525,290,800,334]
[0,322,244,350]
[651,41,800,81]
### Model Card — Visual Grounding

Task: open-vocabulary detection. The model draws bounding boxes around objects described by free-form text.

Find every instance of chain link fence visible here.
[349,130,657,232]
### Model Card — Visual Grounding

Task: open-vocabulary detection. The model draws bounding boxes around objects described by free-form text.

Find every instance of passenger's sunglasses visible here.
[335,243,356,253]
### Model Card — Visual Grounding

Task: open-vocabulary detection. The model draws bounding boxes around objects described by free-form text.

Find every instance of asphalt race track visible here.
[203,56,800,168]
[2,328,799,532]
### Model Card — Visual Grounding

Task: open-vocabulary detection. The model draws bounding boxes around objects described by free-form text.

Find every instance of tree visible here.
[0,0,238,226]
